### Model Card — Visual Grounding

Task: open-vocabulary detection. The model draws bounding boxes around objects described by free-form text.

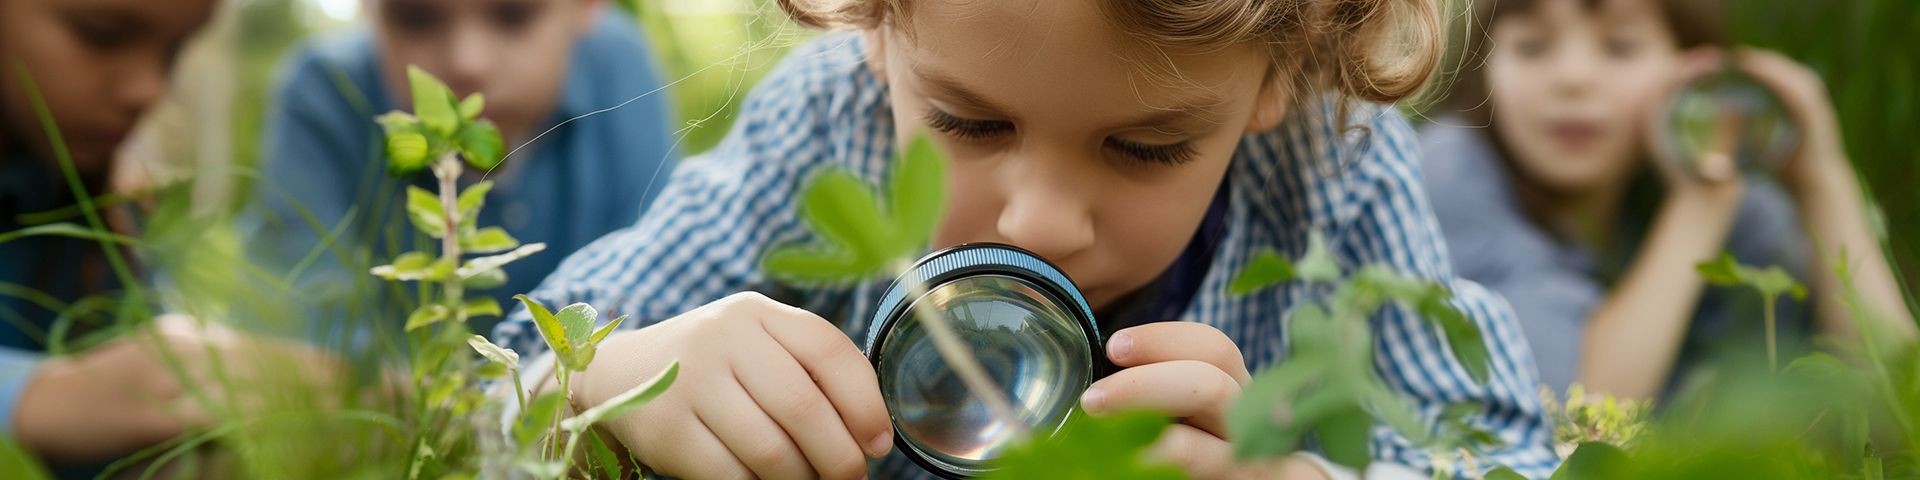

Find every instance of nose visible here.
[117,55,170,116]
[1546,42,1601,97]
[442,23,493,95]
[993,154,1096,263]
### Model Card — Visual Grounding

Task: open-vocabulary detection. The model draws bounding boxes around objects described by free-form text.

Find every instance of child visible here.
[247,0,678,330]
[1421,0,1916,399]
[497,0,1558,478]
[1,0,333,468]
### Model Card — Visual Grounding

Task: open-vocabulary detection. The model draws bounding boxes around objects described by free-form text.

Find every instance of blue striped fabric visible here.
[493,33,1561,478]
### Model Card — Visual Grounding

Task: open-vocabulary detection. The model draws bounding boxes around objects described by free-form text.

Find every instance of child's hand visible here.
[1082,322,1331,479]
[1720,48,1852,194]
[574,292,891,480]
[14,315,345,463]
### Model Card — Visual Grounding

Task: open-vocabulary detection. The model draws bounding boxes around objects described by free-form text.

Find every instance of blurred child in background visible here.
[1421,0,1915,399]
[247,0,679,334]
[2,0,337,470]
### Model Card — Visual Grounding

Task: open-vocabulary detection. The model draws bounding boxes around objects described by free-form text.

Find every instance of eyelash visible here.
[922,108,1199,165]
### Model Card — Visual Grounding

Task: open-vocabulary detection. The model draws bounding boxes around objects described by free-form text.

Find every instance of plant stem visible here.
[1763,294,1779,373]
[551,366,572,461]
[893,260,1028,439]
[436,155,466,327]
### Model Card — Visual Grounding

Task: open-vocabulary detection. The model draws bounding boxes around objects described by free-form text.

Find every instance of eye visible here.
[1603,36,1641,59]
[491,1,540,32]
[68,17,137,50]
[1510,36,1549,60]
[1105,138,1199,166]
[924,108,1013,142]
[384,2,446,35]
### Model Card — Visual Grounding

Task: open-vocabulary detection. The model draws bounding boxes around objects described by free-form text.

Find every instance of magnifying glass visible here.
[1660,65,1800,179]
[864,243,1109,478]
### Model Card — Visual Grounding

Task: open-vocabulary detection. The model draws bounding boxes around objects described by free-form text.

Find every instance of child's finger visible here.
[642,416,751,480]
[1145,423,1236,480]
[753,298,892,454]
[698,380,814,479]
[1108,322,1250,384]
[735,332,878,480]
[1081,359,1238,437]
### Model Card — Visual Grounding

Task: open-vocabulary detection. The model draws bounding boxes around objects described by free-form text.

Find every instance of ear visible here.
[860,27,888,79]
[1245,72,1293,134]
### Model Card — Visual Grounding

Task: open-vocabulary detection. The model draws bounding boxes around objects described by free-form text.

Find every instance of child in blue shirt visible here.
[497,0,1559,477]
[248,0,678,332]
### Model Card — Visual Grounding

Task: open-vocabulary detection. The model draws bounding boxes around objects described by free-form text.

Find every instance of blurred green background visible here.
[175,0,1916,293]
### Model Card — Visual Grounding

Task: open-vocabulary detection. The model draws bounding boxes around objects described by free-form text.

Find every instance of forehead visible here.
[1492,0,1666,25]
[896,0,1270,117]
[39,0,216,33]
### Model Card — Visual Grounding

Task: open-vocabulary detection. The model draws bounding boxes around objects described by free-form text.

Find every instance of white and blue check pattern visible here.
[494,33,1561,478]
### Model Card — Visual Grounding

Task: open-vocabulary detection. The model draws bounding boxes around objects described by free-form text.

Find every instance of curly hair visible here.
[777,0,1447,108]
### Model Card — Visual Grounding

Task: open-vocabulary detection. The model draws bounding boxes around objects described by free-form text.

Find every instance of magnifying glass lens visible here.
[878,274,1093,475]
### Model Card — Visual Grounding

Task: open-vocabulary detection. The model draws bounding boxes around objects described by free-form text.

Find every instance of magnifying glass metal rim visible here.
[863,242,1106,479]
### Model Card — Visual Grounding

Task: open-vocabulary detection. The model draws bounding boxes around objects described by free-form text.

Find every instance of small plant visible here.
[371,66,677,479]
[1539,384,1651,457]
[1696,252,1808,371]
[1224,235,1497,472]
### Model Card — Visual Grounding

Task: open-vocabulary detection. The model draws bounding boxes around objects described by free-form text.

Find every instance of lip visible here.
[1547,121,1604,151]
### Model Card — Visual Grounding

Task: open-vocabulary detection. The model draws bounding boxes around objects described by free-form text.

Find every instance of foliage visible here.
[368,67,678,479]
[1225,235,1497,472]
[984,411,1185,480]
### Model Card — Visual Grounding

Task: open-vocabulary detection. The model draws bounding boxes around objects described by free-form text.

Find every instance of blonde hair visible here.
[778,0,1445,108]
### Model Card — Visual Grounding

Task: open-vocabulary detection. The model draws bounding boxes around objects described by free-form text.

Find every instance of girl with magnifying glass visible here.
[493,0,1559,478]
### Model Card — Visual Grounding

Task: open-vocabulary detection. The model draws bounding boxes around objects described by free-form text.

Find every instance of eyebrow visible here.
[910,63,1228,129]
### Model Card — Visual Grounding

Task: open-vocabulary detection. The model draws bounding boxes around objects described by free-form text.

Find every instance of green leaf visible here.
[1486,467,1531,480]
[1750,266,1807,300]
[986,410,1185,480]
[0,222,141,247]
[370,252,443,281]
[515,294,575,363]
[590,315,627,346]
[516,391,567,447]
[457,119,505,171]
[586,430,625,480]
[888,135,945,251]
[1317,406,1373,471]
[555,303,599,370]
[376,111,417,132]
[762,245,873,284]
[462,297,503,318]
[0,438,52,480]
[460,227,520,254]
[462,267,508,290]
[803,169,894,266]
[1695,253,1745,286]
[1551,442,1630,480]
[459,243,547,278]
[386,130,431,175]
[1294,233,1341,282]
[1422,294,1491,384]
[406,186,447,238]
[457,181,491,217]
[514,460,564,480]
[1227,357,1319,459]
[407,65,459,137]
[458,93,485,121]
[467,335,520,369]
[561,361,680,432]
[1229,249,1295,296]
[405,304,451,331]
